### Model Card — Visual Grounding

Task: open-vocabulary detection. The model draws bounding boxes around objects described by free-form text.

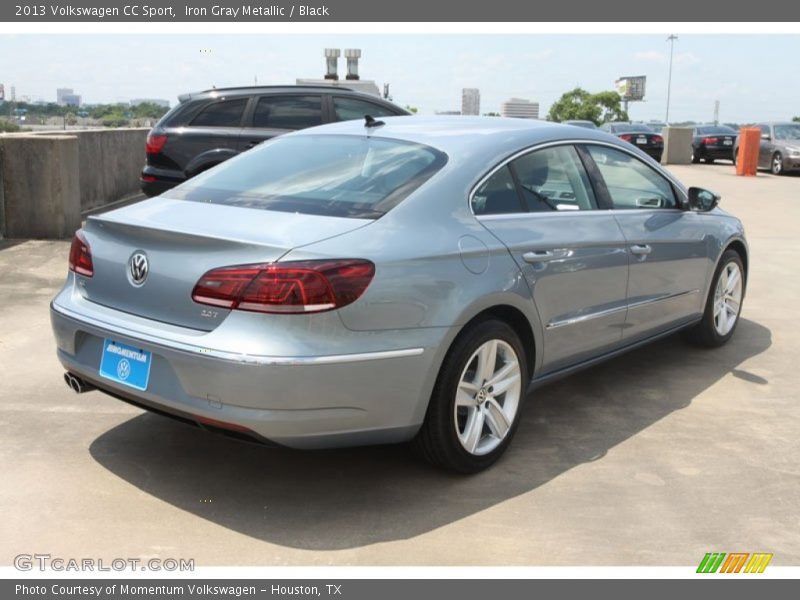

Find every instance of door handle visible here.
[522,249,570,263]
[630,244,652,256]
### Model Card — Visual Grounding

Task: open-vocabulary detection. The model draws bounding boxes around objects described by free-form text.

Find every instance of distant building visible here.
[461,88,480,116]
[0,84,4,101]
[500,97,540,119]
[56,87,74,105]
[130,98,170,108]
[10,85,16,102]
[61,94,82,107]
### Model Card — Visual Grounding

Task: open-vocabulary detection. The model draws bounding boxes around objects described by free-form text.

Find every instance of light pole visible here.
[665,34,678,124]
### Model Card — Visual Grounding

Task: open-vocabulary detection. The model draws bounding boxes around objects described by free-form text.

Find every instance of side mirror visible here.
[761,133,771,141]
[687,187,720,212]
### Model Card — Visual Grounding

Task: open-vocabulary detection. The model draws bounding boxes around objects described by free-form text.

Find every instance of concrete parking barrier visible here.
[661,127,693,165]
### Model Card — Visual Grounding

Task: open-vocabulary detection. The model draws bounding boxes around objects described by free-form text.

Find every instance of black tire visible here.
[412,319,529,473]
[771,152,784,175]
[691,150,701,164]
[682,249,745,348]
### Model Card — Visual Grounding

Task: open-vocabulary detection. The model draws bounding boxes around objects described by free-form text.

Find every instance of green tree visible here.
[404,105,419,114]
[547,87,629,125]
[547,88,600,124]
[793,116,800,123]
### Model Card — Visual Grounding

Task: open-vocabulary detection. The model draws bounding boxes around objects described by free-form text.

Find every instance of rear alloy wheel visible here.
[413,319,527,473]
[771,152,784,175]
[683,249,745,347]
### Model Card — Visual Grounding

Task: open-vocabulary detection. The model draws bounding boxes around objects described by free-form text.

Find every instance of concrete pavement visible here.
[0,164,798,566]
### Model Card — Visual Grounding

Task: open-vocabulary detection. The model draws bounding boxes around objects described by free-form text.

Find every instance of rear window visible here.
[164,135,447,219]
[190,98,248,127]
[698,126,737,135]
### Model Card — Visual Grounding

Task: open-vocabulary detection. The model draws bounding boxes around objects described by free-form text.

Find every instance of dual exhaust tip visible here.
[63,372,95,394]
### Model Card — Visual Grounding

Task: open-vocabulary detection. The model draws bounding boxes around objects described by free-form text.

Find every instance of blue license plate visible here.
[99,339,152,391]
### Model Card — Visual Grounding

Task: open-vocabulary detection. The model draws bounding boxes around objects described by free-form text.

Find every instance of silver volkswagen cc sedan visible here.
[51,116,748,473]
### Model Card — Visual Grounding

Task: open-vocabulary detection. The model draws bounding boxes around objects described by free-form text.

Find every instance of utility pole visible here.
[665,34,678,124]
[713,100,720,125]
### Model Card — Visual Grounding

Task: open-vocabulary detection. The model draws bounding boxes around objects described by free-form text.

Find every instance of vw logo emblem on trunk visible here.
[128,252,149,286]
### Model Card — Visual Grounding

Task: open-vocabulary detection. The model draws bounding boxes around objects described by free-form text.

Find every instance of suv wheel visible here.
[413,319,527,473]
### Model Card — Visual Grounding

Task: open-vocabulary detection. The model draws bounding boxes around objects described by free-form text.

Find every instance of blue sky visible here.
[1,34,797,122]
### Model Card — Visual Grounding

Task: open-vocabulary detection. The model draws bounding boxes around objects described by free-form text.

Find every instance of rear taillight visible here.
[652,135,663,144]
[145,133,168,155]
[703,137,718,145]
[192,260,375,314]
[620,134,633,142]
[141,174,157,183]
[68,229,93,277]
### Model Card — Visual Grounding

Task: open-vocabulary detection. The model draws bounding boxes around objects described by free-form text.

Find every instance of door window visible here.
[586,145,677,209]
[190,98,248,127]
[252,95,323,130]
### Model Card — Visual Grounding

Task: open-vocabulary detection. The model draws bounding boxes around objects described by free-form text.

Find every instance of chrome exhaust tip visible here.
[63,372,95,394]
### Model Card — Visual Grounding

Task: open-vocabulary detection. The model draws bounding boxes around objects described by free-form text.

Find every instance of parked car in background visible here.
[55,116,748,473]
[691,124,738,164]
[733,122,800,175]
[140,85,410,196]
[599,122,664,162]
[646,121,668,134]
[562,120,597,129]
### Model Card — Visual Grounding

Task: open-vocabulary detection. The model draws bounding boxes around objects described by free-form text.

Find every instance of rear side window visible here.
[165,134,447,219]
[472,167,522,215]
[333,97,398,122]
[252,95,322,129]
[586,145,677,209]
[190,98,248,127]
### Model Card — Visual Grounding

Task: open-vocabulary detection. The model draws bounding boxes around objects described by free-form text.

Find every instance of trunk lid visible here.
[80,198,370,331]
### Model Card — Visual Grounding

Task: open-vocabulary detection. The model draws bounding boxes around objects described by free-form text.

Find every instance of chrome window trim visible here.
[469,138,687,219]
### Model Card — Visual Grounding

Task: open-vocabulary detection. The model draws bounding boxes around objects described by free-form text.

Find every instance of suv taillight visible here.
[145,133,168,155]
[68,229,94,277]
[192,260,375,314]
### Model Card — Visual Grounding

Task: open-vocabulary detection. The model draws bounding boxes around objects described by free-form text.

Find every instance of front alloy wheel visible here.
[772,152,784,175]
[683,249,745,347]
[413,319,528,473]
[713,262,743,337]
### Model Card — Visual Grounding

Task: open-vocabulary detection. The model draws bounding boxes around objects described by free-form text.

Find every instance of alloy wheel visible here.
[454,339,522,456]
[713,262,743,336]
[772,153,783,175]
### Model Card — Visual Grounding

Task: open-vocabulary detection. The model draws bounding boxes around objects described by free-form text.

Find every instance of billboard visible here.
[615,75,646,101]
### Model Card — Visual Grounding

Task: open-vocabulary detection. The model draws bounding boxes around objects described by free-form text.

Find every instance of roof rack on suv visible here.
[178,84,358,104]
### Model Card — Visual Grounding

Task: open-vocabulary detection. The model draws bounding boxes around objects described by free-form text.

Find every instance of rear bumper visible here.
[50,287,449,449]
[140,165,185,197]
[698,146,735,160]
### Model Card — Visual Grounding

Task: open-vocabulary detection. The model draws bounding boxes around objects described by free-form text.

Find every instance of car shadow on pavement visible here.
[89,318,771,551]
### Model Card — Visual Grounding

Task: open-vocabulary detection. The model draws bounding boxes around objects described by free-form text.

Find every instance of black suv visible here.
[141,85,410,196]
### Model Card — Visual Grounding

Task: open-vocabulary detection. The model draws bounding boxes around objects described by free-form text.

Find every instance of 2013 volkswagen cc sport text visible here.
[51,117,748,473]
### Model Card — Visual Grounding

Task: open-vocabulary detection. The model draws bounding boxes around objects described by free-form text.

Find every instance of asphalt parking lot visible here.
[1,163,798,566]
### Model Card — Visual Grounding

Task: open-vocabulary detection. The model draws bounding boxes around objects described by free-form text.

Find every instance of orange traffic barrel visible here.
[736,128,760,176]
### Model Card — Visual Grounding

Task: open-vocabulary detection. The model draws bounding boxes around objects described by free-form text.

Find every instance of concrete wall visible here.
[73,129,148,212]
[0,128,148,239]
[0,135,81,239]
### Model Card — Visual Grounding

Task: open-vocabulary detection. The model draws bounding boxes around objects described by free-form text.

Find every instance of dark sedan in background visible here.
[691,125,738,164]
[141,85,410,196]
[599,122,664,162]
